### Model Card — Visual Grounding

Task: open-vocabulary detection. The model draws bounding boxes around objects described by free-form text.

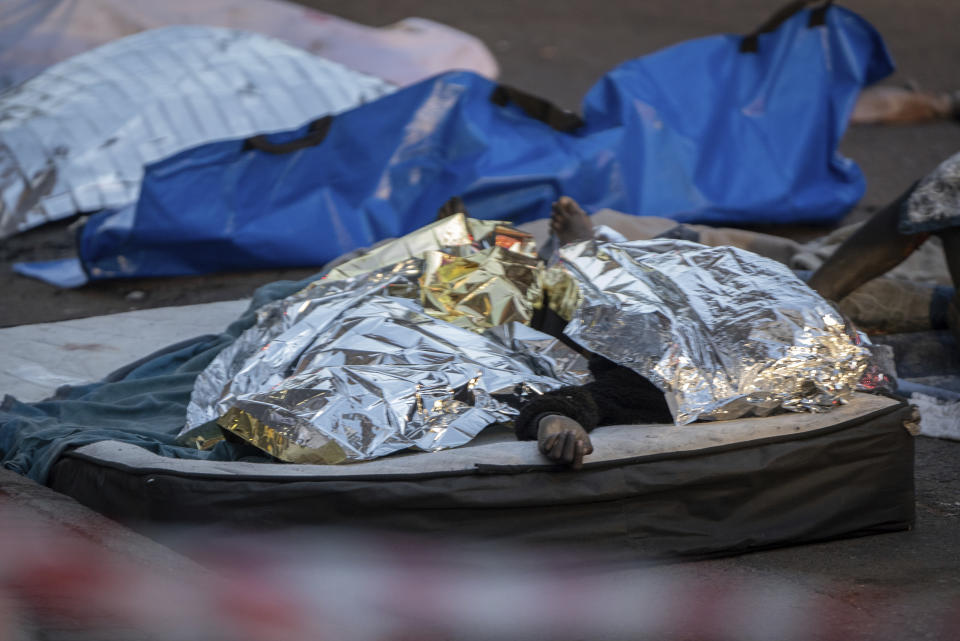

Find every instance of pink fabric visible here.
[0,0,498,89]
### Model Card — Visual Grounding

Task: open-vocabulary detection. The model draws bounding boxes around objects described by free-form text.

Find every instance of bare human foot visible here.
[851,85,959,126]
[550,196,594,245]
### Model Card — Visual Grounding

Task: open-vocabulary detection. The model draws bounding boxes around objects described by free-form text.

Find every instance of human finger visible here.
[562,431,577,463]
[539,433,558,455]
[549,432,568,460]
[570,440,586,470]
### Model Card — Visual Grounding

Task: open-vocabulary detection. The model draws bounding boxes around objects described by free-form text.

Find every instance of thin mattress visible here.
[49,393,913,561]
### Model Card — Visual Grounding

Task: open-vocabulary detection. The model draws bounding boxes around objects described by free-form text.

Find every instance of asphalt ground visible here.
[1,1,959,638]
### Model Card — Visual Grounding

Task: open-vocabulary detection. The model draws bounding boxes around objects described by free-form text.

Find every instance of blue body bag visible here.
[17,4,892,286]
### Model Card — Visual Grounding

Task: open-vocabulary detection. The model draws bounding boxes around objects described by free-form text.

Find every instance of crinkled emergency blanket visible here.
[182,215,587,463]
[183,218,868,463]
[560,239,869,424]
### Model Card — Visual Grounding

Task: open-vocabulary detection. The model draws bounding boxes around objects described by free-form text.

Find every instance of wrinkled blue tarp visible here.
[16,5,892,288]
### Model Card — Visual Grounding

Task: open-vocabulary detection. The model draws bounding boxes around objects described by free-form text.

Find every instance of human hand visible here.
[537,414,593,470]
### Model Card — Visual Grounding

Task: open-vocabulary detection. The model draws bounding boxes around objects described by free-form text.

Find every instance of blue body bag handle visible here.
[242,0,835,155]
[740,0,834,52]
[241,1,837,154]
[244,114,334,153]
[240,82,586,156]
[489,84,585,133]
